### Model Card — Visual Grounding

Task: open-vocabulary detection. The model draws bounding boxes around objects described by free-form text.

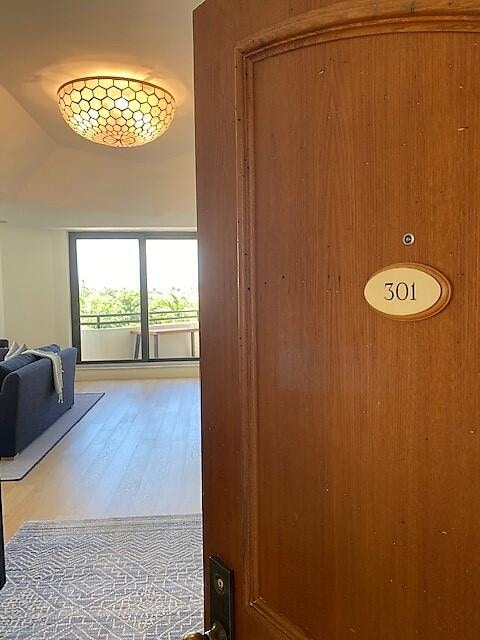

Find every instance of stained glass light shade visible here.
[57,77,175,148]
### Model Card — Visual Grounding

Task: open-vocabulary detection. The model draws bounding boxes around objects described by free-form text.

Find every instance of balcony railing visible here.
[80,309,199,329]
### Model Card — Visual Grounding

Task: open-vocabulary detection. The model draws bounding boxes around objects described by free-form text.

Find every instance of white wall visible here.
[0,226,71,348]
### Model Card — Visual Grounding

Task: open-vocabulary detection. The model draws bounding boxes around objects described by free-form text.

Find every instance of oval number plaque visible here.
[364,263,451,321]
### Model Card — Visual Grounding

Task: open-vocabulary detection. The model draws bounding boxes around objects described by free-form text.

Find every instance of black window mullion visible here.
[139,237,150,361]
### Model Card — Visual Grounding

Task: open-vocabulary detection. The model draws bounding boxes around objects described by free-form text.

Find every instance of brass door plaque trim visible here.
[364,263,452,321]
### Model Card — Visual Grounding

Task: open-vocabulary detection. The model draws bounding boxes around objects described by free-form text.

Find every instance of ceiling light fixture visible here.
[57,76,175,148]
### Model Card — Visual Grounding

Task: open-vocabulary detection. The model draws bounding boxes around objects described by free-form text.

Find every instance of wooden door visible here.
[194,2,480,638]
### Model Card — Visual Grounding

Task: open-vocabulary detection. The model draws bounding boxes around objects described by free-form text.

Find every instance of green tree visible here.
[80,284,197,328]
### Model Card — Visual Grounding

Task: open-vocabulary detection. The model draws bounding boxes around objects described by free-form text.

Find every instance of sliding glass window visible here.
[69,232,199,363]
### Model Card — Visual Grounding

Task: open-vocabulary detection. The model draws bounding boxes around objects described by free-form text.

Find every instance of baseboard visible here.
[76,362,200,381]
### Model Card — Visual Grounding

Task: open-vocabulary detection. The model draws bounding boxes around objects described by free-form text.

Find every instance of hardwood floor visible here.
[2,378,202,541]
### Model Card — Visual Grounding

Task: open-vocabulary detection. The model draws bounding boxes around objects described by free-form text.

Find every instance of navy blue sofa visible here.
[0,345,77,457]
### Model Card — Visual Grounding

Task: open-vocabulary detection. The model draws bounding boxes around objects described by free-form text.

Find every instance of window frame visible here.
[69,231,199,364]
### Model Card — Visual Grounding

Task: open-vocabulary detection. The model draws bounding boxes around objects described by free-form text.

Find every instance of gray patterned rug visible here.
[0,515,203,639]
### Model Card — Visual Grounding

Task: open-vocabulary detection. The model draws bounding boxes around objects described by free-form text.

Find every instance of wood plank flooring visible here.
[2,379,202,541]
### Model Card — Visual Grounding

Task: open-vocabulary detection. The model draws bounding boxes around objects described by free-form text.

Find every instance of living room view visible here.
[0,1,204,636]
[0,230,201,526]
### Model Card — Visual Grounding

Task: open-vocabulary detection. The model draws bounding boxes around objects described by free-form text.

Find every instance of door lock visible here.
[183,621,227,640]
[183,557,234,640]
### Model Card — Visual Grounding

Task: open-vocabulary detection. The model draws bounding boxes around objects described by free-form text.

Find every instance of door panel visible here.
[194,2,480,639]
[244,30,480,640]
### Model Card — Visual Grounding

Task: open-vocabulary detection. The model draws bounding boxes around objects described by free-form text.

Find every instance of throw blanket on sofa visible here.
[23,350,64,403]
[4,342,27,360]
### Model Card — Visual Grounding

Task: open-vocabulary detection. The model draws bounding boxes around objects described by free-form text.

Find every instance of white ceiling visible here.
[0,0,203,228]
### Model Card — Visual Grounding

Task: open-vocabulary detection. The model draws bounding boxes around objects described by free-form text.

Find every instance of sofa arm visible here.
[0,347,77,456]
[0,371,21,455]
[59,347,77,406]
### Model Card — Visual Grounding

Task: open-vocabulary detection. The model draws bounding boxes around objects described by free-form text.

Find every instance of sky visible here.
[76,238,198,294]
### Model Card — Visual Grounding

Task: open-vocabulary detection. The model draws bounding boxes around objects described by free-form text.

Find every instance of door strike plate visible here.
[209,556,234,640]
